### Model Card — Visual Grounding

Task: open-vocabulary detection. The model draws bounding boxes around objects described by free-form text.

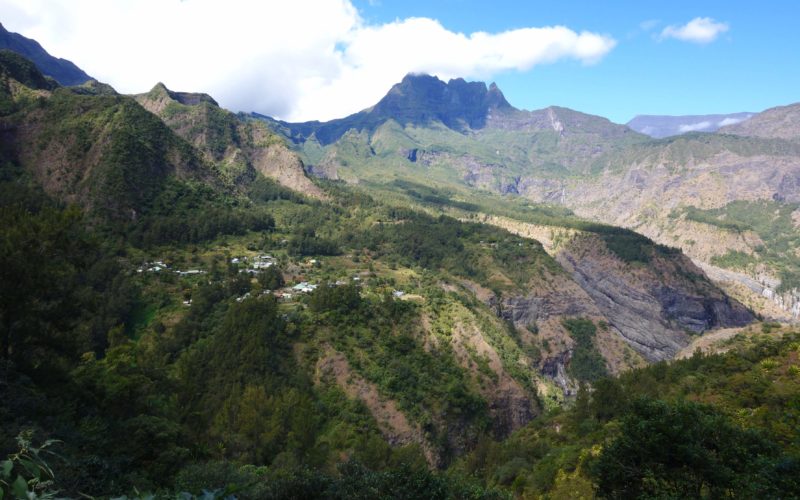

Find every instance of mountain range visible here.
[1,33,800,498]
[256,73,800,322]
[626,112,754,138]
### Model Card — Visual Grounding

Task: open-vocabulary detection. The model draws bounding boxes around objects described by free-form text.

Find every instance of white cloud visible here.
[717,116,751,127]
[0,0,616,121]
[660,17,729,44]
[678,121,712,133]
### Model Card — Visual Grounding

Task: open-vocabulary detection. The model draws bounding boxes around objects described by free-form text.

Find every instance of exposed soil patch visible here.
[315,347,436,464]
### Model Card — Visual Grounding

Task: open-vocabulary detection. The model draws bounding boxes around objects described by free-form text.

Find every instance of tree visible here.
[257,266,284,290]
[0,205,94,373]
[591,398,780,499]
[308,284,361,314]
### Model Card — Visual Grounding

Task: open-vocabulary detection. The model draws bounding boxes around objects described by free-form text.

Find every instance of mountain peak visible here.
[146,82,218,107]
[372,73,513,132]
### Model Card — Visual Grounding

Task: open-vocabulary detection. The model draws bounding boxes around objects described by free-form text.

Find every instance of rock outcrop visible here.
[556,235,753,360]
[475,215,756,364]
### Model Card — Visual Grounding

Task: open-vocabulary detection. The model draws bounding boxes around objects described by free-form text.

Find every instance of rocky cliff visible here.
[471,216,754,362]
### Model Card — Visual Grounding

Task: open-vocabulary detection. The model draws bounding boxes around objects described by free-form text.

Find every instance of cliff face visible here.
[472,217,755,365]
[250,142,325,197]
[556,235,753,360]
[272,73,514,146]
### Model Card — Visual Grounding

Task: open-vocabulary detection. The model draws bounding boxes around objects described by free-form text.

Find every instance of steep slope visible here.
[0,51,779,497]
[627,112,754,138]
[719,102,800,140]
[0,49,56,92]
[0,55,204,220]
[455,330,800,498]
[562,115,800,316]
[0,23,92,85]
[472,216,753,362]
[560,113,800,317]
[136,83,324,198]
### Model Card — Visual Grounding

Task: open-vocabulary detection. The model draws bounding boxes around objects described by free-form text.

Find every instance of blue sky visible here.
[352,0,800,122]
[3,0,799,123]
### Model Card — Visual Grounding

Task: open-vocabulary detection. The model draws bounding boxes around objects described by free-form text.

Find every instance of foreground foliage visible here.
[456,332,800,498]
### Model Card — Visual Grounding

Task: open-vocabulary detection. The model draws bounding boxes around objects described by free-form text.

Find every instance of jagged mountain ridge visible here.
[0,22,92,86]
[3,31,796,500]
[263,73,512,146]
[0,54,205,220]
[258,73,800,319]
[264,73,642,147]
[0,51,319,222]
[259,74,646,189]
[131,79,755,365]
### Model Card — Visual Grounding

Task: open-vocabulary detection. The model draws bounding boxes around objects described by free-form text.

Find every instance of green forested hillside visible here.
[454,330,800,498]
[4,167,795,498]
[1,54,795,499]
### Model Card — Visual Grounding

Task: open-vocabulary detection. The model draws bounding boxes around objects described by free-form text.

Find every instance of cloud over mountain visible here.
[1,0,615,121]
[678,121,712,133]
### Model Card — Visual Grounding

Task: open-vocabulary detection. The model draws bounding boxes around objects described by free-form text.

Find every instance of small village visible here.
[136,251,409,308]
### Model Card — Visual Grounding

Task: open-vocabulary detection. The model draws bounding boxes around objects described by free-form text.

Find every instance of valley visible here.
[1,26,799,499]
[261,74,800,322]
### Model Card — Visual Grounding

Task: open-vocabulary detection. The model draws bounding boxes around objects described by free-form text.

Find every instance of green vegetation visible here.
[391,179,480,212]
[0,162,547,495]
[711,249,758,269]
[318,289,492,457]
[175,459,507,499]
[257,266,285,290]
[368,175,682,269]
[454,332,800,498]
[563,318,608,382]
[128,179,275,247]
[3,52,798,498]
[17,85,201,221]
[681,200,800,291]
[0,431,61,499]
[0,49,55,91]
[592,398,788,498]
[249,175,308,203]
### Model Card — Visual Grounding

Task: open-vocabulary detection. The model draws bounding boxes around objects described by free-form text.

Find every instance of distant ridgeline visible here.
[0,23,92,85]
